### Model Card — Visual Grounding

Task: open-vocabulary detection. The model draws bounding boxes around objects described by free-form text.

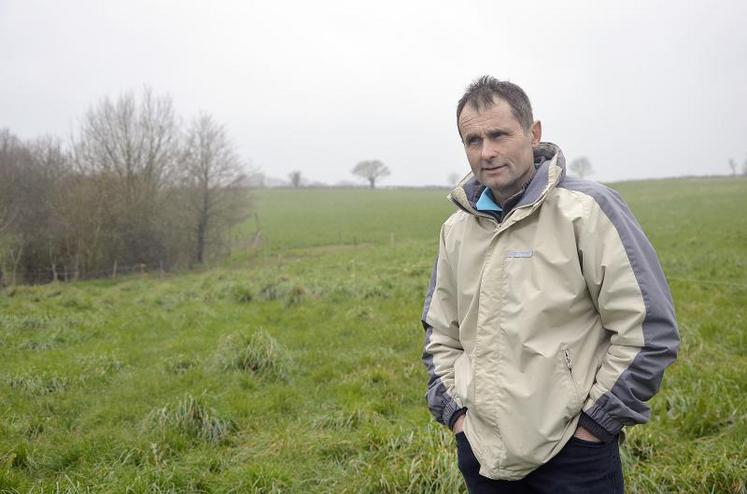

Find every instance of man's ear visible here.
[530,120,542,146]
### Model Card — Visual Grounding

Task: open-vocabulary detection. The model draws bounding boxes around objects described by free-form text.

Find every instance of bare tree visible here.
[288,170,303,188]
[74,87,179,268]
[729,158,737,176]
[0,130,71,284]
[569,157,593,179]
[24,136,71,282]
[76,87,179,189]
[180,112,245,265]
[0,129,22,236]
[352,160,390,189]
[0,129,30,285]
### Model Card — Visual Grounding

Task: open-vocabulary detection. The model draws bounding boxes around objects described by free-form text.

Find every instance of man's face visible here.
[458,97,541,203]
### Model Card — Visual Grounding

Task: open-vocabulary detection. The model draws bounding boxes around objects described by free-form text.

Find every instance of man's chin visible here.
[481,179,507,193]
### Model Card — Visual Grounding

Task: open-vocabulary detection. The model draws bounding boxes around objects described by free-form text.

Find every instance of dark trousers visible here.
[456,432,624,494]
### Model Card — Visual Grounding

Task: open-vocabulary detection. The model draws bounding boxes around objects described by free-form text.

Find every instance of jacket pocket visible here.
[453,352,472,404]
[558,345,582,415]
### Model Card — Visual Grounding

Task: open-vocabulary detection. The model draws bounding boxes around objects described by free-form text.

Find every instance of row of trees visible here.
[288,160,391,189]
[0,88,249,285]
[444,157,595,186]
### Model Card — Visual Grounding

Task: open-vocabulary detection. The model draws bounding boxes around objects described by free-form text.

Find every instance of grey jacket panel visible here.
[558,177,679,434]
[421,224,465,427]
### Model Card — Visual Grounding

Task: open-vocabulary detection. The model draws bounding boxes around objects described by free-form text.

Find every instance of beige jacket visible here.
[421,143,679,480]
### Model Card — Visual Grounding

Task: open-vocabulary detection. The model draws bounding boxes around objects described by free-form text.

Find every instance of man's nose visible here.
[480,141,498,162]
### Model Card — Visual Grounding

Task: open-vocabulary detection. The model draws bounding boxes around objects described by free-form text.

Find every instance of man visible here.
[421,76,679,493]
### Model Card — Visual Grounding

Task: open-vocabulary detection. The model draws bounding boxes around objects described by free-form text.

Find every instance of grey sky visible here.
[2,0,746,185]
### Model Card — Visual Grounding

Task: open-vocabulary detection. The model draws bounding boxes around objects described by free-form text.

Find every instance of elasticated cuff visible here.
[578,412,616,443]
[448,408,468,429]
[440,397,463,427]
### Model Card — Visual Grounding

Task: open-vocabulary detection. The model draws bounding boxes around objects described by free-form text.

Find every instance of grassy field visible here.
[1,178,746,493]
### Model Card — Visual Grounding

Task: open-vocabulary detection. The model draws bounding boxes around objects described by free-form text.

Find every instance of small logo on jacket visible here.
[506,249,533,258]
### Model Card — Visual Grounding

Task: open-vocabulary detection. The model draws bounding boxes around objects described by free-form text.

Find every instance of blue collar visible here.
[475,188,503,212]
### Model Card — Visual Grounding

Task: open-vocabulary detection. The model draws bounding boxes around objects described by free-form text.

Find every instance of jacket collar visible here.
[448,142,566,217]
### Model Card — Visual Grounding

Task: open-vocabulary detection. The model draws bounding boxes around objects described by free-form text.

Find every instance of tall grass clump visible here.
[232,284,254,304]
[163,354,199,375]
[147,393,235,444]
[216,330,291,380]
[310,407,375,431]
[79,353,124,379]
[8,372,70,395]
[350,424,465,494]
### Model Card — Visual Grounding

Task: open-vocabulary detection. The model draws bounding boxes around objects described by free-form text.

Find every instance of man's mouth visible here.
[482,164,507,172]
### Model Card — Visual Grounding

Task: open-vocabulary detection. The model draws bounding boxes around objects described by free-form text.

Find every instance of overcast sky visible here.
[2,0,746,185]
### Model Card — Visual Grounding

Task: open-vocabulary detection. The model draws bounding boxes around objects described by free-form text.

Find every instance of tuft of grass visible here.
[147,393,235,444]
[285,285,305,307]
[8,372,70,395]
[232,285,254,304]
[259,282,280,301]
[0,313,56,331]
[216,330,291,380]
[345,305,374,320]
[310,407,375,431]
[79,353,124,379]
[348,424,465,494]
[163,354,199,375]
[5,443,34,470]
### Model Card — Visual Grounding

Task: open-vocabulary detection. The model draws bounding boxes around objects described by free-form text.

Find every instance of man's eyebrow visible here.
[462,131,481,142]
[463,127,508,141]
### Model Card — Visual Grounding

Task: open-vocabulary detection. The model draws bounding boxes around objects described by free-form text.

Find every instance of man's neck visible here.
[491,168,537,208]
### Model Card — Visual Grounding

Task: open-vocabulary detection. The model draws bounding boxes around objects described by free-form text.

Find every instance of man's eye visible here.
[466,137,481,146]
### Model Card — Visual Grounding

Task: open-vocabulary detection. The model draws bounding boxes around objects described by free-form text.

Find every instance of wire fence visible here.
[2,259,171,285]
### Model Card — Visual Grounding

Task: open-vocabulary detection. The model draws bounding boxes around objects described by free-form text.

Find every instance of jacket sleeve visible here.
[421,222,466,428]
[576,186,679,441]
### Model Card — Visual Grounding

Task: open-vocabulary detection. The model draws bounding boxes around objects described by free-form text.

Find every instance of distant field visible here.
[1,178,746,493]
[233,187,455,251]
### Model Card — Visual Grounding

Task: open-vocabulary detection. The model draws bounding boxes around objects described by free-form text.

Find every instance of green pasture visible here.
[1,178,746,493]
[234,187,455,252]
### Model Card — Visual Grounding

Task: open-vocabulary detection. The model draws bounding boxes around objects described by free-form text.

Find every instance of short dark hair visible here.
[456,76,534,133]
